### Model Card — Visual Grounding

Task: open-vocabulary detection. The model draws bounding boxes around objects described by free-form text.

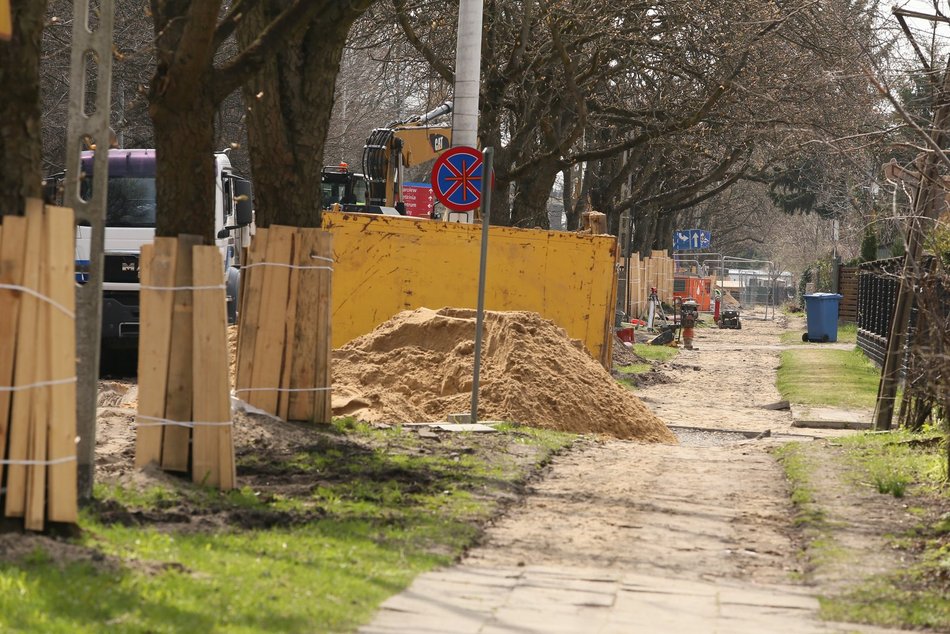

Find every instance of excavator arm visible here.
[363,102,453,209]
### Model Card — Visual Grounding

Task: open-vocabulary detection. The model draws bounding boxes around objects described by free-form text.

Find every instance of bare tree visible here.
[389,0,891,246]
[236,0,376,228]
[146,0,333,241]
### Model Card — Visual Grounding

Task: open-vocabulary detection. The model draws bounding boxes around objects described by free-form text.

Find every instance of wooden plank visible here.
[161,234,202,472]
[191,246,234,489]
[277,231,300,420]
[135,239,179,468]
[249,225,295,414]
[235,229,268,401]
[25,203,50,531]
[640,257,647,307]
[666,258,674,303]
[45,205,78,523]
[0,215,27,494]
[287,229,320,421]
[5,201,44,518]
[314,231,333,423]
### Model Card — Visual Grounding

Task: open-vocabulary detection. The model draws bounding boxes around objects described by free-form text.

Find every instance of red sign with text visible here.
[402,182,434,217]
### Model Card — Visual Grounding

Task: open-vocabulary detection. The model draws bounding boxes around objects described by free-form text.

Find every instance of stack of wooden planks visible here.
[235,225,333,423]
[626,249,674,318]
[0,200,78,531]
[135,236,235,489]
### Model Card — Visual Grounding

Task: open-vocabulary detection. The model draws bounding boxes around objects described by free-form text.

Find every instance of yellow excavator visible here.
[362,101,453,214]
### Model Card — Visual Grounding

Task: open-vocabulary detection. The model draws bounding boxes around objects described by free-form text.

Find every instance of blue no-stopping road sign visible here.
[432,146,485,212]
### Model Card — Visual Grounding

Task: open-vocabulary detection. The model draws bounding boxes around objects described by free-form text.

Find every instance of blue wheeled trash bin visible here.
[802,293,842,343]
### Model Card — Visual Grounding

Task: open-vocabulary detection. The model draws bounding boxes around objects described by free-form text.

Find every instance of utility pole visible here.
[452,0,483,148]
[66,0,115,499]
[873,56,950,430]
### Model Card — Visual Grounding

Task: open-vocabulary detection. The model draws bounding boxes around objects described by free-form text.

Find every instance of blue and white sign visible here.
[673,229,711,251]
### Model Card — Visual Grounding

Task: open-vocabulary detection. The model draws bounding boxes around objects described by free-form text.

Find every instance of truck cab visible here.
[71,149,253,352]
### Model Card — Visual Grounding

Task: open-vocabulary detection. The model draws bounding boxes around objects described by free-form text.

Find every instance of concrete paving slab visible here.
[486,606,605,633]
[509,585,616,608]
[791,405,873,430]
[434,423,499,432]
[360,563,906,633]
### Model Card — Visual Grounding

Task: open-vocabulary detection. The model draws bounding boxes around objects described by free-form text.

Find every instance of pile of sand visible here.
[332,308,674,442]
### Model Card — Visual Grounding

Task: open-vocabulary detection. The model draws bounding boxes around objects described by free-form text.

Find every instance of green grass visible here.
[0,520,444,634]
[0,422,575,633]
[617,363,651,375]
[773,443,826,529]
[817,432,950,629]
[780,322,857,345]
[782,432,950,631]
[836,431,948,497]
[776,348,879,409]
[820,578,950,630]
[631,343,678,363]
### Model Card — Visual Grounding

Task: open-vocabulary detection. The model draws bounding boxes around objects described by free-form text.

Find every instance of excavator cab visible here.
[321,163,367,209]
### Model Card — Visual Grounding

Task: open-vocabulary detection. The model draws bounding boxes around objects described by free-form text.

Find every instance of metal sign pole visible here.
[470,148,493,425]
[65,0,115,501]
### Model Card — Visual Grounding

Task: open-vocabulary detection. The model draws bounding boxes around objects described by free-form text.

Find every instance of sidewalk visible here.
[360,563,872,634]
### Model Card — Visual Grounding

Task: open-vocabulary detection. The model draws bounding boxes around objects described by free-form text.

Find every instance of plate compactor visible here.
[719,308,741,329]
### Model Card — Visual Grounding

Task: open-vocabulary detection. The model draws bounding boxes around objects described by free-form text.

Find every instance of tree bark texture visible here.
[0,0,47,216]
[150,84,218,241]
[238,1,371,229]
[510,157,560,229]
[148,0,223,242]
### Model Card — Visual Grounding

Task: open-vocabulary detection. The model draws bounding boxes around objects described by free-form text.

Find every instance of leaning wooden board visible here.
[135,239,179,468]
[5,202,44,518]
[162,234,202,472]
[0,216,27,493]
[249,226,294,413]
[25,203,51,531]
[45,205,78,523]
[191,245,235,489]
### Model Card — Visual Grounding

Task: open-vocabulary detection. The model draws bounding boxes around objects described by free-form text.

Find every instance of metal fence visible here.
[856,258,902,367]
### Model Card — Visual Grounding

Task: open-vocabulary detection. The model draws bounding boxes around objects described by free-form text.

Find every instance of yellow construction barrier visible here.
[321,211,618,367]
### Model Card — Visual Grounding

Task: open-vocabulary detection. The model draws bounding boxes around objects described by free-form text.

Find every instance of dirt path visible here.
[362,315,910,633]
[464,439,796,584]
[636,310,803,433]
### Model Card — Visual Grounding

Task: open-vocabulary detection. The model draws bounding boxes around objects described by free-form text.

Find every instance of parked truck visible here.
[55,148,253,353]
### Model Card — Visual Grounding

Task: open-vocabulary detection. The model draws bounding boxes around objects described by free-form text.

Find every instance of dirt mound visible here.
[332,308,674,442]
[612,335,647,367]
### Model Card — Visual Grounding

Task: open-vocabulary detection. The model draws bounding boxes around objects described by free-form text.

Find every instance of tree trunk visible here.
[568,161,596,231]
[655,212,675,251]
[239,2,366,229]
[149,83,217,242]
[510,158,560,228]
[0,0,47,216]
[635,208,658,256]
